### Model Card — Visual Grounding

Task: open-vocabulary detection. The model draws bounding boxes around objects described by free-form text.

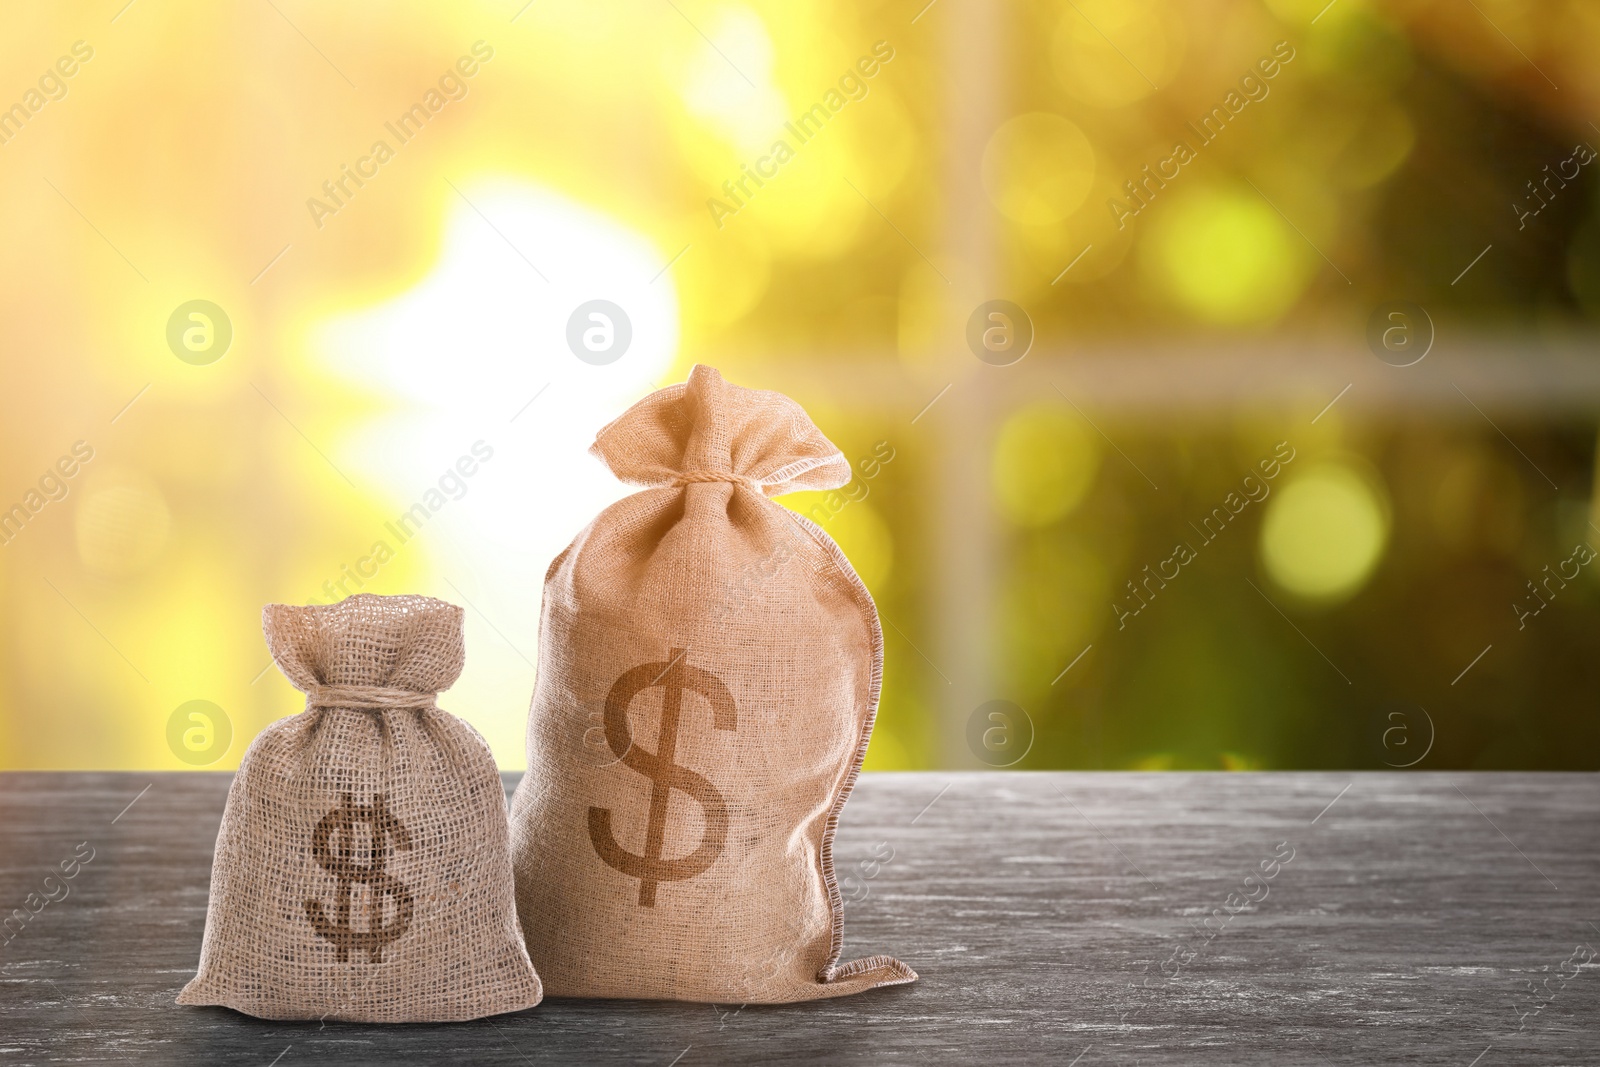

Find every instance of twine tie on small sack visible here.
[306,684,438,712]
[671,470,758,491]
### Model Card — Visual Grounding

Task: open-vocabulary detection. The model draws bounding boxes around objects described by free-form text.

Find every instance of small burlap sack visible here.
[509,364,916,1003]
[178,593,542,1022]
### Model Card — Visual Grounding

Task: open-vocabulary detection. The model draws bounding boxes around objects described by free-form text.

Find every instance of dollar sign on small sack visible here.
[588,649,737,906]
[305,794,415,962]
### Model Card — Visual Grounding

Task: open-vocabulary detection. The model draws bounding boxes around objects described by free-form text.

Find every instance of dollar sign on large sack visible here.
[305,794,415,962]
[588,649,737,906]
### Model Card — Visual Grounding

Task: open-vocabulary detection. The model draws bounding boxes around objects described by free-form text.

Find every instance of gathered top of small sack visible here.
[263,593,465,699]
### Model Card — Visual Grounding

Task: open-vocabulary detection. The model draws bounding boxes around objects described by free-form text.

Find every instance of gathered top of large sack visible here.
[178,593,543,1022]
[590,364,853,496]
[510,365,917,1003]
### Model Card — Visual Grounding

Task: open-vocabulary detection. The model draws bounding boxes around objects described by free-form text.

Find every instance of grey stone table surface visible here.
[1,771,1596,1066]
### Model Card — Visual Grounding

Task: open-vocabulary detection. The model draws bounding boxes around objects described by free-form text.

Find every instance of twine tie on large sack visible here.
[670,470,757,490]
[306,684,438,712]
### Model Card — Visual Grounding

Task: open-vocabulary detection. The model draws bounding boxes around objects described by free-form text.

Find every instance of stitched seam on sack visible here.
[757,453,850,491]
[783,508,899,986]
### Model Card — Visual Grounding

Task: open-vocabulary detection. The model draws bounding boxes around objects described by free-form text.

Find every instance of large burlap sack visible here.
[177,593,542,1022]
[510,364,916,1003]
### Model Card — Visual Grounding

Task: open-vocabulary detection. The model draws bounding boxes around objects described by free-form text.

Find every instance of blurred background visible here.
[2,0,1598,772]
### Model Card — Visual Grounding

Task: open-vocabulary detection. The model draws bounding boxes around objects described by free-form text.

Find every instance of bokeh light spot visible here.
[992,404,1101,527]
[674,5,785,149]
[312,180,678,765]
[823,498,893,591]
[1333,102,1416,190]
[1141,185,1313,325]
[863,722,913,770]
[1051,0,1181,105]
[1566,211,1600,316]
[75,474,171,577]
[981,113,1096,225]
[1260,462,1390,602]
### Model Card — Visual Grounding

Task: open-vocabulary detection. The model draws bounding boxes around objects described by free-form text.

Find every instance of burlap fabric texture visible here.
[177,593,543,1022]
[509,364,917,1002]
